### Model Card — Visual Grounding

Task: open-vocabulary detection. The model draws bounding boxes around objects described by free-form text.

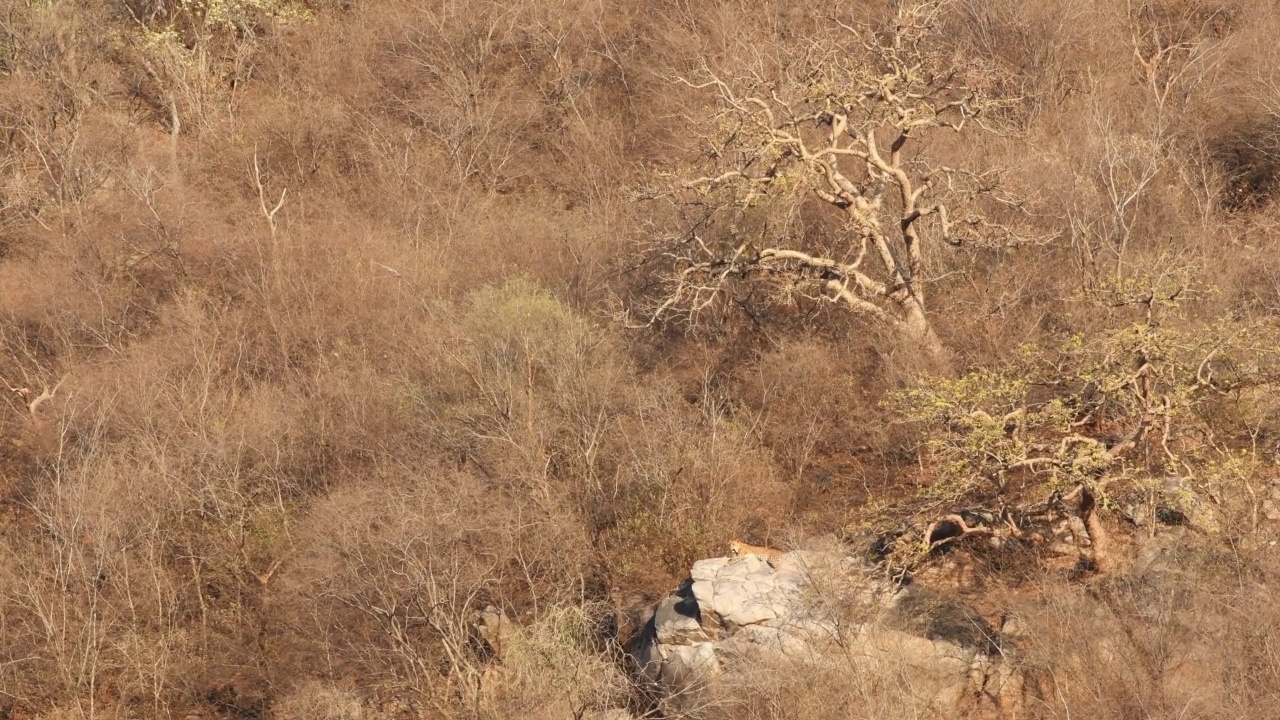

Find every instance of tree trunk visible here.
[902,299,953,375]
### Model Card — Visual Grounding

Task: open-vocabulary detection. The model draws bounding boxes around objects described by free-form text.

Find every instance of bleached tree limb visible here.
[634,0,1036,362]
[1,375,64,426]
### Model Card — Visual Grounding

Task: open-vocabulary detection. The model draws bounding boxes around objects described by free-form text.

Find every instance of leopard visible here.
[728,539,787,567]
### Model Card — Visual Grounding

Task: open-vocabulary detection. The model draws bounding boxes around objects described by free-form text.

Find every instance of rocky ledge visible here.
[629,545,1025,719]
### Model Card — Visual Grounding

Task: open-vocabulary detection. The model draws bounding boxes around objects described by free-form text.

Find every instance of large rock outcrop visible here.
[630,547,1025,719]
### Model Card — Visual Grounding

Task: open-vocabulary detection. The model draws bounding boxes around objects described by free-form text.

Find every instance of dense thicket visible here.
[4,0,1280,717]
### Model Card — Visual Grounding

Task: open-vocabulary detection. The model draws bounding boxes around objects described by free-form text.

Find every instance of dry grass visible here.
[3,0,1280,717]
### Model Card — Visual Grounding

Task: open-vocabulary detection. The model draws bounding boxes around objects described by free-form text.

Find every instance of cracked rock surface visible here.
[630,548,1024,718]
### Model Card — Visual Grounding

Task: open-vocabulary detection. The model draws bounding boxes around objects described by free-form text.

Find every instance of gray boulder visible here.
[630,547,1024,719]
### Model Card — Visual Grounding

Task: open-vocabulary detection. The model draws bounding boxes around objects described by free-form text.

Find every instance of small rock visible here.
[473,605,515,658]
[1000,613,1027,639]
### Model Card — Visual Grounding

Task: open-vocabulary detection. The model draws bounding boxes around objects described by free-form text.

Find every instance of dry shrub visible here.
[706,655,989,720]
[284,477,520,706]
[0,1,119,222]
[425,279,630,559]
[600,381,790,590]
[479,603,631,720]
[271,682,369,720]
[728,339,904,524]
[710,657,884,720]
[411,279,790,593]
[270,278,790,703]
[1206,87,1280,211]
[950,0,1095,123]
[6,0,1280,716]
[0,420,193,717]
[1016,539,1280,720]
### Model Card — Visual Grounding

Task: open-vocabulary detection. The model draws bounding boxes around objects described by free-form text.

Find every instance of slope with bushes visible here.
[3,0,1280,718]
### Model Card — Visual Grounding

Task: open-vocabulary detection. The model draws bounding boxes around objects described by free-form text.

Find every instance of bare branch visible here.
[2,375,64,425]
[251,147,287,237]
[632,1,1030,363]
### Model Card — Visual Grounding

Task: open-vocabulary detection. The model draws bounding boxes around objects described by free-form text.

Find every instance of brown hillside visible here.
[3,0,1280,717]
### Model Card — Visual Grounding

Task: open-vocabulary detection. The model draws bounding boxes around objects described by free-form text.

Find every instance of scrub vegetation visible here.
[4,0,1280,717]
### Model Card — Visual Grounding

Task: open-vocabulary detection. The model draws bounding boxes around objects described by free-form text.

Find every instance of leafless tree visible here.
[632,0,1036,364]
